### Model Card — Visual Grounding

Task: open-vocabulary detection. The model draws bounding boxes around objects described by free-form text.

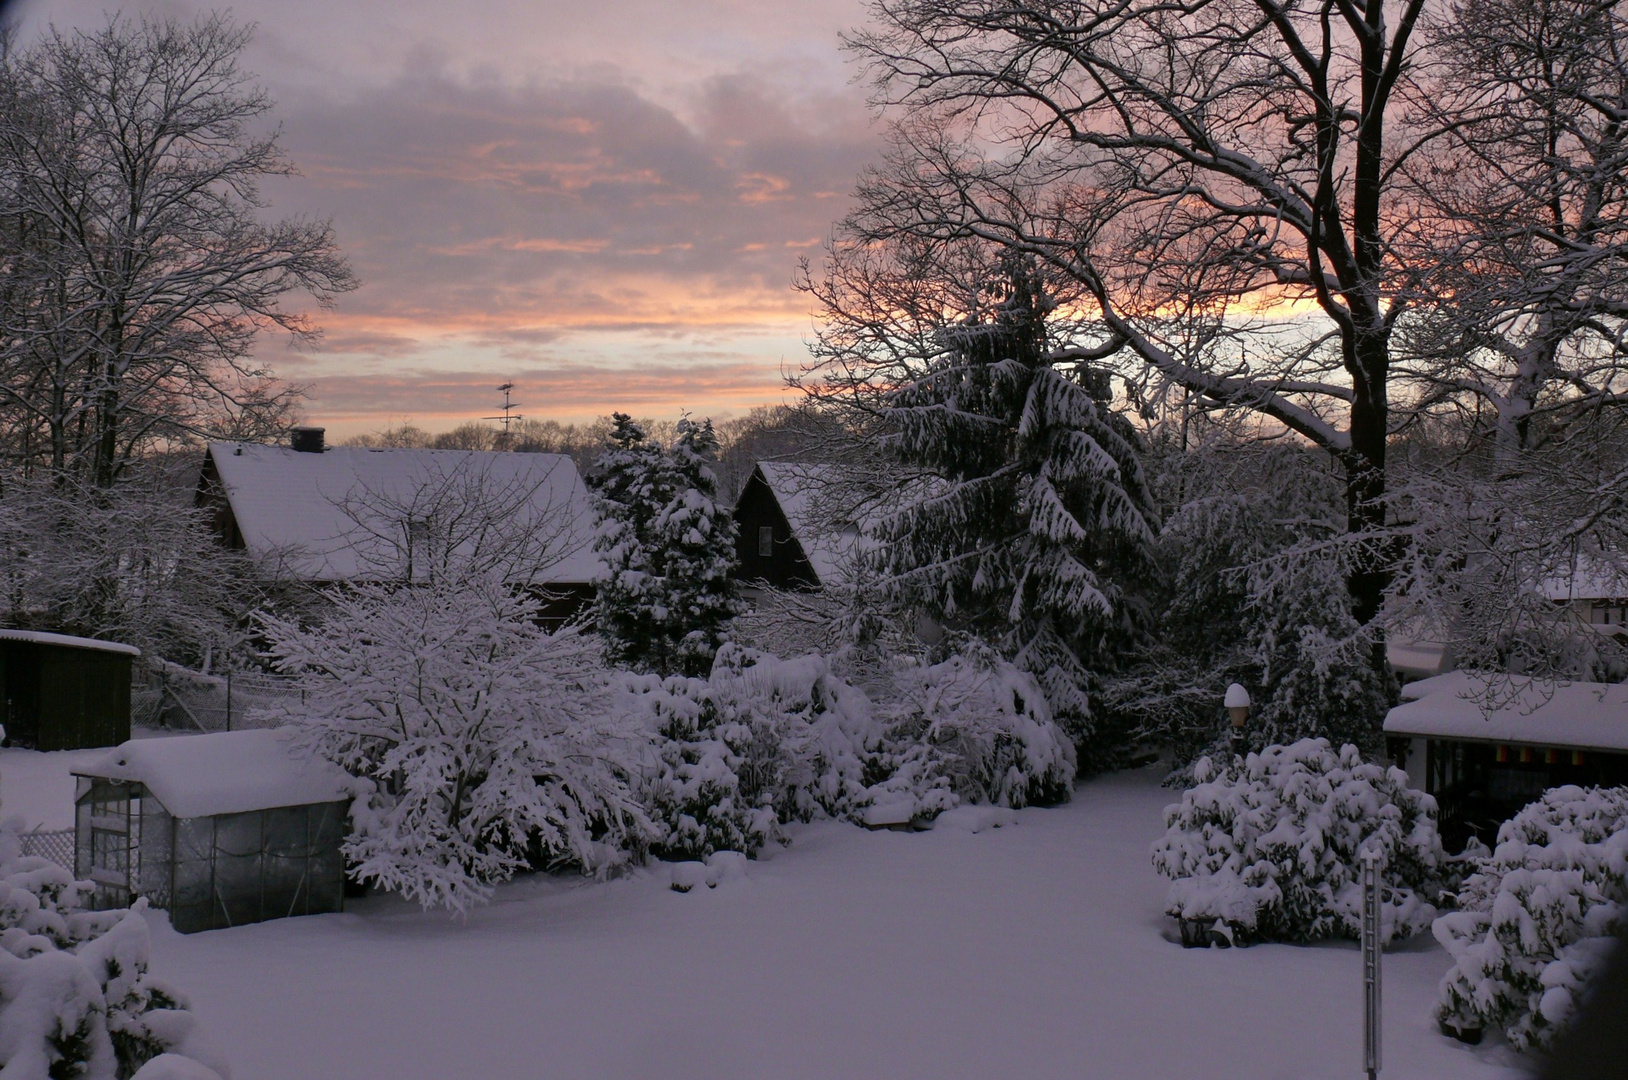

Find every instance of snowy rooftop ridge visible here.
[0,628,141,656]
[206,442,600,583]
[753,461,934,586]
[74,729,355,818]
[1384,670,1628,752]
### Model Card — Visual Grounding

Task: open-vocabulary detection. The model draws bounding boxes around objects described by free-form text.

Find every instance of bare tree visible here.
[0,14,354,483]
[1397,0,1628,457]
[323,453,592,589]
[0,461,274,664]
[832,0,1437,626]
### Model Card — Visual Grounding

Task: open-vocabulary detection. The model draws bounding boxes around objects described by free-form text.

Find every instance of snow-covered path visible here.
[139,770,1518,1080]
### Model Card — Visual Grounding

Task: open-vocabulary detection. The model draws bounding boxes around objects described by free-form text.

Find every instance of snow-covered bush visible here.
[1151,740,1447,944]
[260,573,655,913]
[1433,785,1628,1049]
[0,823,226,1079]
[631,643,1079,845]
[627,644,886,848]
[868,646,1076,821]
[708,644,884,822]
[627,673,781,860]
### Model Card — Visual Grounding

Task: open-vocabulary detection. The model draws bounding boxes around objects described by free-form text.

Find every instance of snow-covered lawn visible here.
[2,746,1522,1079]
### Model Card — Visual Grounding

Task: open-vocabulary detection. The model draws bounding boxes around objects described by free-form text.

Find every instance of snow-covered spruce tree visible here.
[875,261,1156,754]
[0,822,227,1078]
[1151,739,1448,945]
[1433,786,1628,1049]
[590,414,743,677]
[259,573,653,913]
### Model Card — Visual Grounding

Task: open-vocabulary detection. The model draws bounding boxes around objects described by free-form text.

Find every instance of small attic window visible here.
[759,526,774,558]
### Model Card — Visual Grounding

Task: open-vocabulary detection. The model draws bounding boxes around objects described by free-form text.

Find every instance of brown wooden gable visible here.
[732,466,821,589]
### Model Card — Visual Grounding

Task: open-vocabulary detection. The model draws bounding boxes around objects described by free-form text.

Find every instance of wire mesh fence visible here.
[21,828,75,874]
[132,668,306,733]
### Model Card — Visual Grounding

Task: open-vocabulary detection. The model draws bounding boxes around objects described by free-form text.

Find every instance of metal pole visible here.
[225,668,232,732]
[1362,848,1383,1080]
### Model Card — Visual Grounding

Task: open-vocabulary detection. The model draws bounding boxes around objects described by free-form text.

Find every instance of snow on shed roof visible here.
[0,628,140,657]
[74,729,354,818]
[207,442,599,583]
[1384,670,1628,753]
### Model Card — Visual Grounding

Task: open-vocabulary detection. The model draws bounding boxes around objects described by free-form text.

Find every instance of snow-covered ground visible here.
[2,744,1522,1079]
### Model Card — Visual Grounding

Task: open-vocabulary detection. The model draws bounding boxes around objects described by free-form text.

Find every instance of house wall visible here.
[1419,738,1628,852]
[532,583,596,629]
[2,641,130,750]
[732,471,819,589]
[1577,597,1628,627]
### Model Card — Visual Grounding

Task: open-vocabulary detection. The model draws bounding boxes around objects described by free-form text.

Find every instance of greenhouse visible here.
[73,729,355,933]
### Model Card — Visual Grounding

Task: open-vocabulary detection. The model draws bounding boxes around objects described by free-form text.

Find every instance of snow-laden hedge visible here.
[1151,740,1447,944]
[626,671,782,860]
[1434,785,1628,1049]
[0,824,226,1079]
[708,644,883,822]
[631,644,1079,852]
[866,648,1076,822]
[629,644,884,856]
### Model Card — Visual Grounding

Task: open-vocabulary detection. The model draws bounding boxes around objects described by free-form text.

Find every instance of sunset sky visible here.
[13,0,881,438]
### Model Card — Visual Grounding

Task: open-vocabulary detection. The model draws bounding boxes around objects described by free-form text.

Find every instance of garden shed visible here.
[73,729,355,933]
[0,628,138,750]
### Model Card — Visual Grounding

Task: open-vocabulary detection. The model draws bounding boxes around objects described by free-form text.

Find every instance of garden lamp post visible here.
[1224,684,1250,759]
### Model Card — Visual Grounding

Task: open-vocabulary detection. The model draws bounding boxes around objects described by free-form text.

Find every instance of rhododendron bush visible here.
[0,823,226,1078]
[1433,785,1628,1049]
[865,647,1076,823]
[1151,739,1447,944]
[631,643,1080,854]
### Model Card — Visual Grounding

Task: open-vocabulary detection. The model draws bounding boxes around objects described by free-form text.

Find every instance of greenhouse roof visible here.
[75,730,355,818]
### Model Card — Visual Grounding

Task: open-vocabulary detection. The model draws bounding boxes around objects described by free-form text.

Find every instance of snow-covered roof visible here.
[1540,553,1628,602]
[1386,639,1449,680]
[207,443,599,583]
[74,729,354,818]
[755,462,863,586]
[1383,671,1628,752]
[0,628,140,657]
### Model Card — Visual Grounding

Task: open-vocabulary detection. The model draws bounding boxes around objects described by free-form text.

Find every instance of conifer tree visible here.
[876,260,1157,743]
[590,414,742,676]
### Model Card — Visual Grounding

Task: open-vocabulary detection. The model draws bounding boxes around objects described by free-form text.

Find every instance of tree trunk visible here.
[1345,329,1390,632]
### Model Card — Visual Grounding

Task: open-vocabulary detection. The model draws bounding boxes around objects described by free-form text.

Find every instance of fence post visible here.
[1361,848,1383,1080]
[226,669,232,733]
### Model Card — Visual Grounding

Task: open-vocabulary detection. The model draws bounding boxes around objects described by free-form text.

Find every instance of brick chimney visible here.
[290,426,326,453]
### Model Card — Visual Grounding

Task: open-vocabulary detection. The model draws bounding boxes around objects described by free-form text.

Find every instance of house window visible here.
[759,526,774,558]
[1591,601,1627,626]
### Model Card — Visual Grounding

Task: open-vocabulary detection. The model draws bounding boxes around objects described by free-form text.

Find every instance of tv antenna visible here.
[483,382,524,448]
